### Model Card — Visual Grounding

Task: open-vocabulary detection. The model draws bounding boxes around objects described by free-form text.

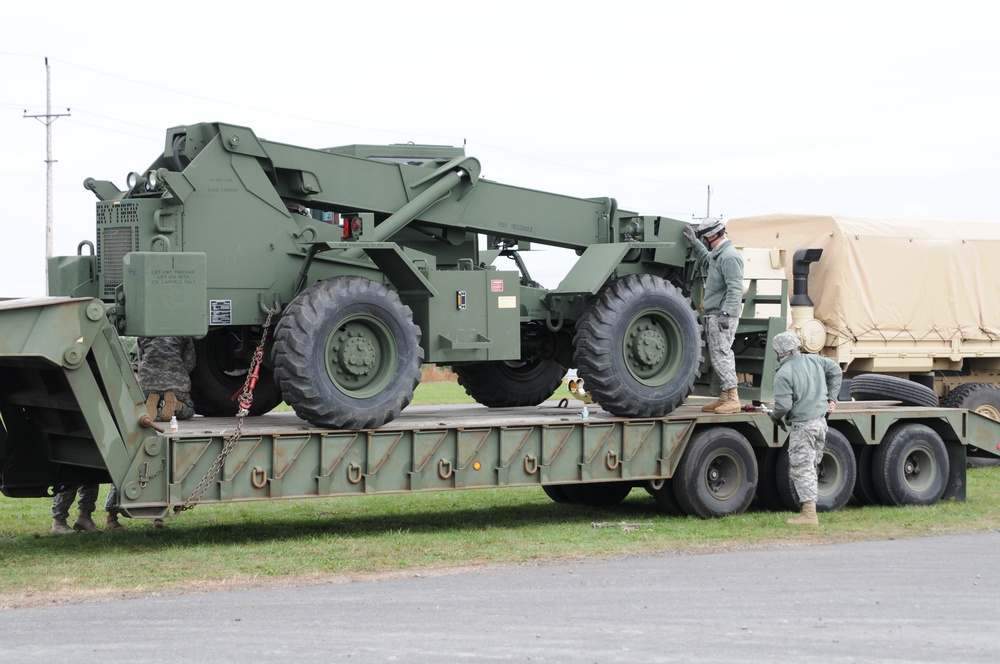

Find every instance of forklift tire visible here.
[454,358,565,408]
[190,326,283,417]
[272,276,423,429]
[941,382,1000,421]
[573,274,702,418]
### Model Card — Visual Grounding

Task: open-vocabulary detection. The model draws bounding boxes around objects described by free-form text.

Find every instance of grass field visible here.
[2,376,999,607]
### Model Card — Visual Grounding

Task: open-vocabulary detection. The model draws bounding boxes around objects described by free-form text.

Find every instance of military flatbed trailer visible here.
[2,297,1000,522]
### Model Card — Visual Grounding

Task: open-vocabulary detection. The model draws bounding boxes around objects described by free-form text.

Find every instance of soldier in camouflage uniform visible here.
[683,218,745,414]
[51,484,102,534]
[769,331,843,526]
[138,336,196,422]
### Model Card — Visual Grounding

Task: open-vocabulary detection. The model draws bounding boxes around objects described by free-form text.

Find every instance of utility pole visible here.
[692,185,723,225]
[24,56,71,290]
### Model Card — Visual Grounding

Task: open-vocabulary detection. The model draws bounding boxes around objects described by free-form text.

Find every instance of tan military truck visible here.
[728,213,1000,421]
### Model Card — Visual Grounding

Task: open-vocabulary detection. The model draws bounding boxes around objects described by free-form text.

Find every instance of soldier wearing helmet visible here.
[682,218,745,414]
[769,331,843,526]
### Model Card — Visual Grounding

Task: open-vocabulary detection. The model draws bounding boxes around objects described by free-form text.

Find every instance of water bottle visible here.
[169,415,179,432]
[581,405,590,420]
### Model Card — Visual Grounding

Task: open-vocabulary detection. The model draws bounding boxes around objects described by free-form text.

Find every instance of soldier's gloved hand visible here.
[718,313,731,330]
[682,226,697,245]
[770,414,787,432]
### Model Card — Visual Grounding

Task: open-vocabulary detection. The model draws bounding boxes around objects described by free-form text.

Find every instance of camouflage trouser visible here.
[706,315,738,391]
[51,484,99,519]
[788,415,828,504]
[138,337,197,419]
[106,483,120,515]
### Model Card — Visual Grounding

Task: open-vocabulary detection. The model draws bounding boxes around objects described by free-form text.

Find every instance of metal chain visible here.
[175,309,275,512]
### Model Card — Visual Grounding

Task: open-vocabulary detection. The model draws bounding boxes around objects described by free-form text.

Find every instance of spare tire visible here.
[849,374,939,408]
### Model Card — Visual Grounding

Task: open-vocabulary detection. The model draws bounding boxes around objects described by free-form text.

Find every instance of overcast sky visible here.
[2,1,999,296]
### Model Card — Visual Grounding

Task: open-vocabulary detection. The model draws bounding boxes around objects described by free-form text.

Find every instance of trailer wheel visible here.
[852,444,882,505]
[644,478,685,516]
[573,274,702,418]
[775,429,856,512]
[753,447,786,511]
[541,484,574,503]
[873,423,949,506]
[561,482,633,507]
[849,374,939,408]
[453,359,565,407]
[674,427,757,518]
[272,276,423,429]
[941,382,1000,421]
[190,326,283,417]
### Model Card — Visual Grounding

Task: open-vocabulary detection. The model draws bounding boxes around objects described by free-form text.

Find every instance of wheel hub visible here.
[340,335,377,377]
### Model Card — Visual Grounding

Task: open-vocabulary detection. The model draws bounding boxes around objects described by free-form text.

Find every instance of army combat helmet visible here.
[771,331,802,361]
[694,217,726,239]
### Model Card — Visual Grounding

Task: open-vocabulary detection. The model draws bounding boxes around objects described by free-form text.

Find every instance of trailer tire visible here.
[190,326,284,417]
[541,484,574,503]
[852,444,882,505]
[674,427,757,519]
[272,276,423,429]
[873,423,949,506]
[753,447,787,511]
[774,428,855,512]
[573,274,702,418]
[849,374,939,408]
[645,478,685,516]
[453,359,565,408]
[561,482,633,507]
[941,382,1000,422]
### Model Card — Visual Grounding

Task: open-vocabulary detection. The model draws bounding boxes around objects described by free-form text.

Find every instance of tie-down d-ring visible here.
[437,458,454,479]
[347,463,363,485]
[523,454,539,474]
[251,466,268,489]
[605,450,620,471]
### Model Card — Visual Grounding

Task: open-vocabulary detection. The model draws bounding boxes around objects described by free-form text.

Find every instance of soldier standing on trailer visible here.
[769,331,843,526]
[683,218,745,414]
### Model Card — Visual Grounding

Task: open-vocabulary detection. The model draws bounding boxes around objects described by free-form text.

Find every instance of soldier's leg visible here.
[72,484,103,534]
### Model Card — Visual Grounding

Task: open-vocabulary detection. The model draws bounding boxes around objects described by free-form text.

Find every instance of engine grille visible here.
[96,203,140,297]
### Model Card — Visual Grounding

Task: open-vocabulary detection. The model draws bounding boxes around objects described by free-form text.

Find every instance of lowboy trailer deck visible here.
[2,298,999,521]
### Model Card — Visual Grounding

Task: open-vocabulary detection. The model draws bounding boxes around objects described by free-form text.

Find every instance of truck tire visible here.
[644,478,685,516]
[272,276,423,429]
[753,447,787,511]
[541,484,573,503]
[941,382,1000,421]
[561,482,633,507]
[849,374,939,408]
[453,358,565,408]
[852,444,882,505]
[573,274,702,418]
[774,428,856,512]
[873,423,949,506]
[190,326,283,417]
[673,427,757,519]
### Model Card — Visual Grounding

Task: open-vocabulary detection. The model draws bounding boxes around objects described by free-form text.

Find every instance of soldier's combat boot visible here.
[701,395,726,412]
[787,501,819,526]
[73,511,104,534]
[158,391,179,422]
[714,388,742,414]
[51,518,74,535]
[145,393,161,420]
[105,510,124,531]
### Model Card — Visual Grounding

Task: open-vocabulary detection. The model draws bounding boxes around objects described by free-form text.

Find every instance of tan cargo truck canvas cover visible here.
[726,213,1000,372]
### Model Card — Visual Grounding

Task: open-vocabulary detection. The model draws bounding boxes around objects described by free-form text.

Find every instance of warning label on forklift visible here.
[491,279,504,292]
[210,300,232,326]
